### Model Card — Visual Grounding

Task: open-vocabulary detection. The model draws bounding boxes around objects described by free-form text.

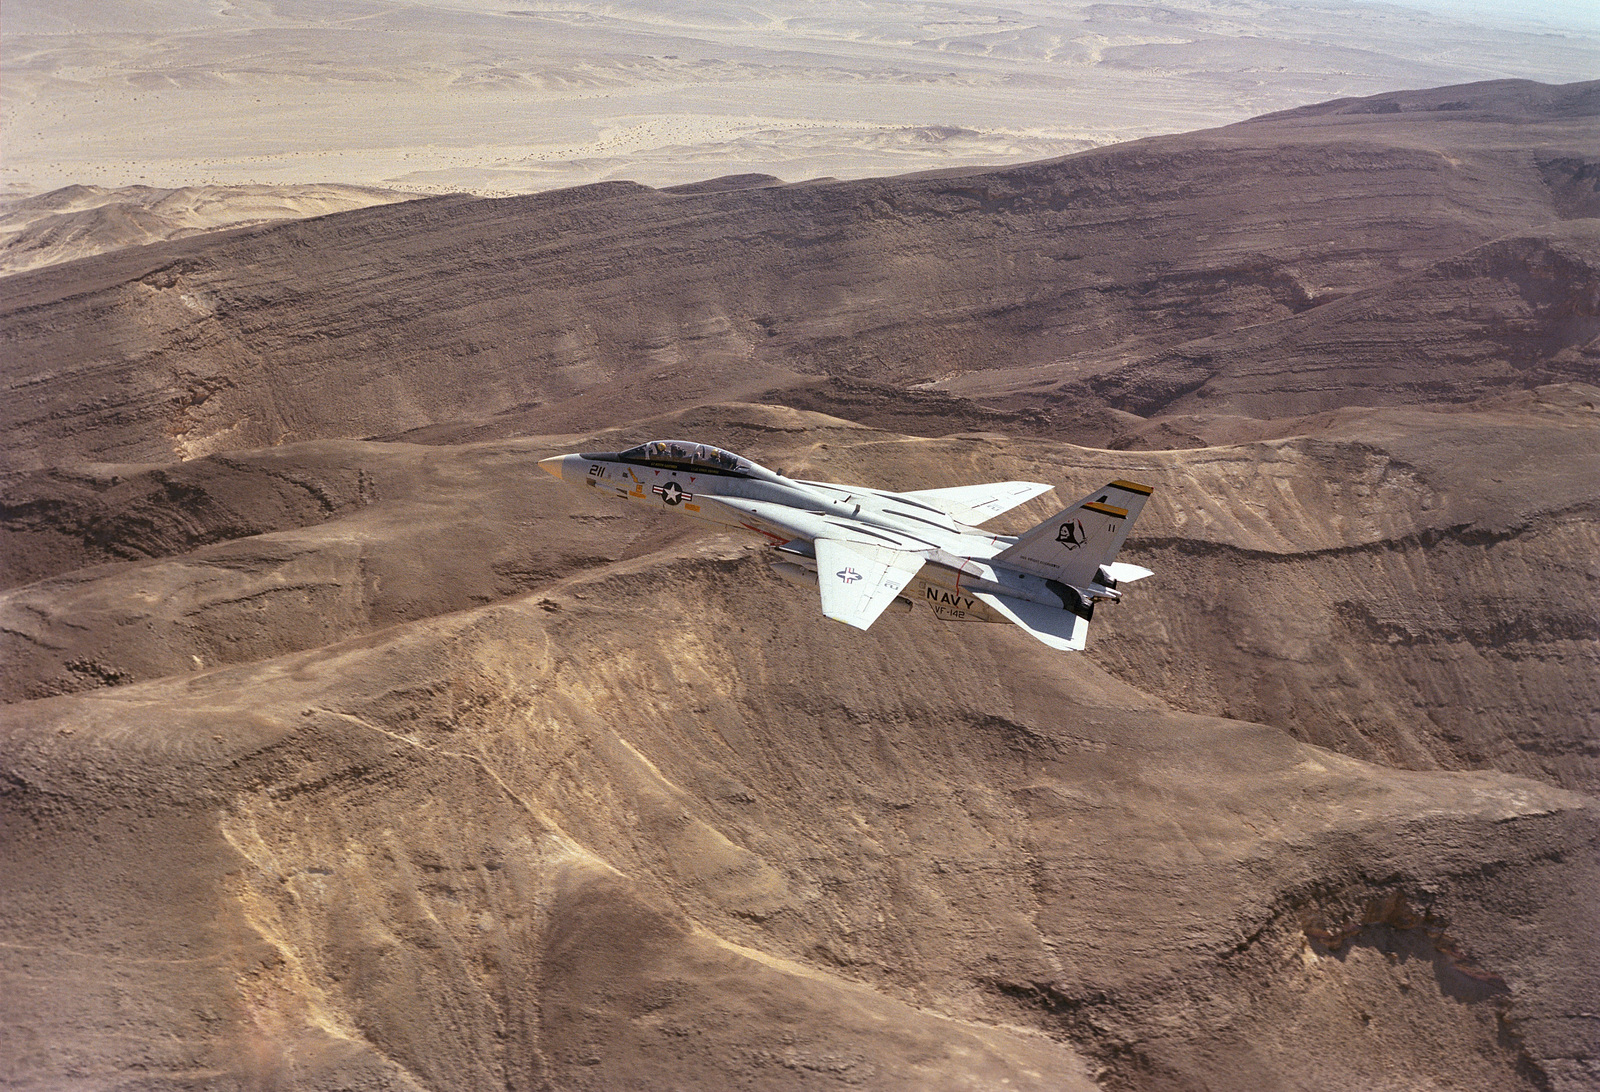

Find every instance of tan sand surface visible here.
[5,0,1597,197]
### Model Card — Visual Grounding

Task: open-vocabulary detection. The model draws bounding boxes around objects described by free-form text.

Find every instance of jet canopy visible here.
[616,440,763,475]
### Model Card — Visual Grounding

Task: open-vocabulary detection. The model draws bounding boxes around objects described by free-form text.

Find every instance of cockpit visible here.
[614,440,761,475]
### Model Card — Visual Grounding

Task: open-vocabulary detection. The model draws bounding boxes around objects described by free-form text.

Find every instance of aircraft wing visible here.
[899,481,1055,526]
[813,538,929,631]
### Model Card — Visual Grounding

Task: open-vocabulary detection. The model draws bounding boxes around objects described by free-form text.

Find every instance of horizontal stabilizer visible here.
[973,591,1090,651]
[900,481,1055,526]
[1104,562,1154,583]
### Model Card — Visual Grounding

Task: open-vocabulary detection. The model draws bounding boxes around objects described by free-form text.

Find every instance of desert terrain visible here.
[6,0,1595,275]
[2,75,1598,1091]
[0,184,415,278]
[5,0,1598,225]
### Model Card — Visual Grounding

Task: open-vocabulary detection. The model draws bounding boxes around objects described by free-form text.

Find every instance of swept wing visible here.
[814,538,928,631]
[899,481,1054,526]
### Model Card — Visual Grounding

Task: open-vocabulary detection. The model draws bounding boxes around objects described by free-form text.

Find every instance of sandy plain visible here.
[6,0,1595,276]
[5,0,1598,201]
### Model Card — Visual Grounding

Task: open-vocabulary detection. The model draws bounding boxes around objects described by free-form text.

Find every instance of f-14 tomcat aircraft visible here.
[539,440,1154,651]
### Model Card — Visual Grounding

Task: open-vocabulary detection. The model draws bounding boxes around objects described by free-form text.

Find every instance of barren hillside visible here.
[0,184,417,278]
[2,81,1597,1091]
[4,79,1597,469]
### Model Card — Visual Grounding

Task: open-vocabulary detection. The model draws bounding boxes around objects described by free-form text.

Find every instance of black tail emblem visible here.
[1056,519,1085,549]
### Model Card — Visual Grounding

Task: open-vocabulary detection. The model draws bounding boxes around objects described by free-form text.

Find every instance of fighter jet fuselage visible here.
[540,440,1154,650]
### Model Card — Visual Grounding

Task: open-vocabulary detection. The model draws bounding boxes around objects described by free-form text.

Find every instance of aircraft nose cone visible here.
[538,455,571,481]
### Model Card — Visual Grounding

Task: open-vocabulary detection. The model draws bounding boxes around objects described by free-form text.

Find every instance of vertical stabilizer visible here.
[993,480,1154,587]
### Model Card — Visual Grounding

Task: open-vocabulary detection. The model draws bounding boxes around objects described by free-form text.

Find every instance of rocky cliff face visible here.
[2,80,1597,1091]
[3,80,1595,467]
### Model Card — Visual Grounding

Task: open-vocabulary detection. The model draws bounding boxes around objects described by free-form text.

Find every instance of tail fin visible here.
[994,480,1153,587]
